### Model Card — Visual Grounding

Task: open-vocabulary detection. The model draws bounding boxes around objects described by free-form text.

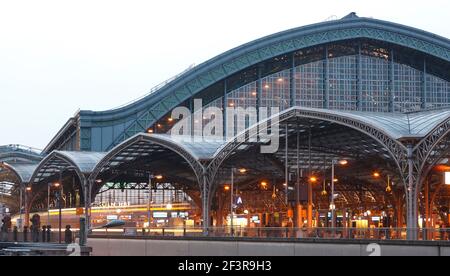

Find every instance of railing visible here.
[88,227,450,242]
[0,144,42,155]
[110,64,196,110]
[0,230,78,244]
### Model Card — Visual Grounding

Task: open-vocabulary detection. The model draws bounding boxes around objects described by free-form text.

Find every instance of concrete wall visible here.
[88,238,450,256]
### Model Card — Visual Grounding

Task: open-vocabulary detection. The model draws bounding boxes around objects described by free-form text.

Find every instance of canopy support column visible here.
[406,145,419,240]
[202,172,211,236]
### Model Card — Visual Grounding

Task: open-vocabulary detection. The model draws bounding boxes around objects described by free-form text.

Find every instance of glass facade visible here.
[360,55,390,112]
[295,60,324,108]
[227,82,258,134]
[328,55,358,111]
[158,39,450,135]
[393,63,423,112]
[260,70,291,112]
[426,74,450,108]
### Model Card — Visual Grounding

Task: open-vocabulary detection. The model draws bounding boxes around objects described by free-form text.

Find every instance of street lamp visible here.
[54,183,63,244]
[445,172,450,185]
[18,184,23,230]
[373,172,393,193]
[47,182,61,226]
[230,168,246,236]
[21,186,32,229]
[321,179,328,196]
[147,173,163,234]
[260,181,268,189]
[331,159,347,229]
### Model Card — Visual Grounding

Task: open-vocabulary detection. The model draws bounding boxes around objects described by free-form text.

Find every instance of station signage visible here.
[236,197,243,205]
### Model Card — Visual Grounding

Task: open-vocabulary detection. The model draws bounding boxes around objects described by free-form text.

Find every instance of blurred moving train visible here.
[11,203,198,230]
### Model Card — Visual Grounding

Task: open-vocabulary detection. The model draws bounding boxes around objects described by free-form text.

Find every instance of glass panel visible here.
[360,55,390,112]
[165,39,450,138]
[393,63,422,112]
[202,97,224,134]
[260,69,291,113]
[295,60,324,108]
[426,74,450,109]
[227,82,258,136]
[328,55,358,111]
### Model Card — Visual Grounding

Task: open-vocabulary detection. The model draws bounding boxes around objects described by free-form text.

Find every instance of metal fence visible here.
[88,227,450,241]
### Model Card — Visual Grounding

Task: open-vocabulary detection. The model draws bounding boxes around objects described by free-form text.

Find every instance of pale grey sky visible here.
[0,0,449,149]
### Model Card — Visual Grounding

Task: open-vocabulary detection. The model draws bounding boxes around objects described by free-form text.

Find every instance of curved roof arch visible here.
[73,14,450,151]
[30,151,107,185]
[88,133,212,190]
[209,107,450,161]
[0,162,39,184]
[86,14,450,120]
[206,106,412,190]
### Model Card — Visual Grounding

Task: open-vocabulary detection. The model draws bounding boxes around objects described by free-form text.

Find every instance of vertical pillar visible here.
[223,80,228,138]
[137,188,140,205]
[343,207,347,228]
[389,49,395,112]
[357,42,363,111]
[285,124,289,205]
[307,190,313,228]
[295,128,302,228]
[25,187,30,227]
[296,204,303,228]
[315,209,320,228]
[202,174,210,235]
[307,127,313,228]
[342,207,348,238]
[425,180,430,227]
[422,58,427,109]
[216,190,223,227]
[396,195,404,233]
[290,52,296,108]
[406,145,419,240]
[324,46,330,109]
[257,66,262,123]
[189,98,194,137]
[83,179,90,243]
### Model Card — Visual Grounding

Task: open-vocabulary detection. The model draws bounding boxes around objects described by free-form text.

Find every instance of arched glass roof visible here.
[150,134,226,161]
[31,151,107,183]
[303,108,450,140]
[0,163,39,183]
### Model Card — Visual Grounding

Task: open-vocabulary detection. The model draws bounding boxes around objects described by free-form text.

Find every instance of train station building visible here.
[1,13,450,240]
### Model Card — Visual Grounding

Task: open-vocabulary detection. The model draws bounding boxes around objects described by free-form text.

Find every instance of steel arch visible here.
[0,162,27,184]
[414,117,450,173]
[412,116,450,190]
[29,152,87,186]
[206,107,409,194]
[88,133,207,196]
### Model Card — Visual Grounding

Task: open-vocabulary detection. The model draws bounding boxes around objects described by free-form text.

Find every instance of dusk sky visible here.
[1,0,449,149]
